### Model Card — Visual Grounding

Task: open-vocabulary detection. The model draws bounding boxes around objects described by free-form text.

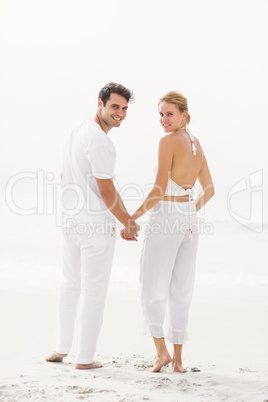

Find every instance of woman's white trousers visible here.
[140,201,198,344]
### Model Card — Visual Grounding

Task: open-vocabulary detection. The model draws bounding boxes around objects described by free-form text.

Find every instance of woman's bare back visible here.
[168,131,204,189]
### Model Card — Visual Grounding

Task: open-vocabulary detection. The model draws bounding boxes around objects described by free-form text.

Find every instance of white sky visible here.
[1,0,268,224]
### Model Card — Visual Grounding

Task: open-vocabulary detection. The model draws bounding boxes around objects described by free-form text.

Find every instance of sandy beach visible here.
[0,277,267,401]
[0,213,268,401]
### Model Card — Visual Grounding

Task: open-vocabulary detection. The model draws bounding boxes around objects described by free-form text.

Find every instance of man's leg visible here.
[75,229,116,369]
[46,230,81,362]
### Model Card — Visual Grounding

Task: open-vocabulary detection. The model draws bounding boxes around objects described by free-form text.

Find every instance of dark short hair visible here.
[98,82,135,106]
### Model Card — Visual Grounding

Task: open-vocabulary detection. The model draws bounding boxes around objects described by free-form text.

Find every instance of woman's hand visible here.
[120,228,138,242]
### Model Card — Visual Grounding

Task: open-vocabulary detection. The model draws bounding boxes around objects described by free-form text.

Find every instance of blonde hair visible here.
[158,91,191,125]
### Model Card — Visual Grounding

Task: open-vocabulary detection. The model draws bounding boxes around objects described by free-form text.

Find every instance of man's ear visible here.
[98,98,103,109]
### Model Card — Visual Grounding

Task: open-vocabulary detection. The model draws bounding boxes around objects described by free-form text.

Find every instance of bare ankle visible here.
[158,350,170,359]
[172,357,182,366]
[172,358,186,373]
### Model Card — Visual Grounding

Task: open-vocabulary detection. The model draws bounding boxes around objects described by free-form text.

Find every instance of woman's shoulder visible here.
[159,131,202,147]
[158,134,179,154]
[159,133,181,145]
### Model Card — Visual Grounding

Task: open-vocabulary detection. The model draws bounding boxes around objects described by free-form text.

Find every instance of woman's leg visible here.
[149,337,172,372]
[168,229,199,372]
[140,225,179,341]
[172,344,186,373]
[140,206,185,372]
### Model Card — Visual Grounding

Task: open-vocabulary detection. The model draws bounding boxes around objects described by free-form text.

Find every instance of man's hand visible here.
[121,220,140,242]
[120,228,138,242]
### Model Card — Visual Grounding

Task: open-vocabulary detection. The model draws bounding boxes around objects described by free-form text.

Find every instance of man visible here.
[46,83,139,369]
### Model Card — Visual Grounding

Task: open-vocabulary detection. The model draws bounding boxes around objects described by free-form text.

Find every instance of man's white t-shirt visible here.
[61,119,116,226]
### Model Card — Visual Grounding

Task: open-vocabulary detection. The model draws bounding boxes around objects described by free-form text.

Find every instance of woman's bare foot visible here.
[46,352,68,362]
[149,352,172,373]
[75,361,103,370]
[172,358,187,373]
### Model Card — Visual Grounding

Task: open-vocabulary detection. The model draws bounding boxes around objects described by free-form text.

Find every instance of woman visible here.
[122,91,214,372]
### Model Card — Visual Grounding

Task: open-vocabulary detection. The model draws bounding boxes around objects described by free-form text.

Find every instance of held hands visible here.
[120,228,138,241]
[120,220,140,242]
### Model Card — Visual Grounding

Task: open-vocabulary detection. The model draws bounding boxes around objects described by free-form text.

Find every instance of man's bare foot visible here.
[172,359,187,373]
[75,361,103,370]
[149,352,172,373]
[46,352,68,362]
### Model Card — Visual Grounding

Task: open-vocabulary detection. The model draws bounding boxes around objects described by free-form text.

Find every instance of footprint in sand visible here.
[206,380,220,386]
[176,378,191,391]
[155,377,172,388]
[159,377,171,383]
[239,367,257,373]
[134,361,151,370]
[67,385,80,390]
[77,388,95,394]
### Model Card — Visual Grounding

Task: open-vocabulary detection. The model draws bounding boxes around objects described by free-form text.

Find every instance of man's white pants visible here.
[140,201,199,344]
[56,224,116,364]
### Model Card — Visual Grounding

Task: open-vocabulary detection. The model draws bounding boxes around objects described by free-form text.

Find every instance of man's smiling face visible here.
[99,93,128,129]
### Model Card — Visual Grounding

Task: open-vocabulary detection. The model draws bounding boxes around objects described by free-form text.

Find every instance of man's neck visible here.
[93,114,110,134]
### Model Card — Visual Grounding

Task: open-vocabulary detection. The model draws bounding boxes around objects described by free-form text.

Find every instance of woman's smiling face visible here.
[158,101,187,133]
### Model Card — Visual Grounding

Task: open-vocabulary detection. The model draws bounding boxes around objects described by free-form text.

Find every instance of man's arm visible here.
[96,178,139,238]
